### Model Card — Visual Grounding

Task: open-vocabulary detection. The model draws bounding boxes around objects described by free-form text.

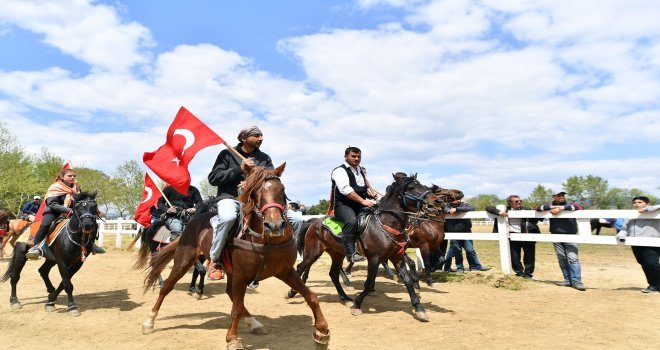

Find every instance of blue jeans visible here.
[444,240,483,270]
[210,199,241,263]
[553,242,581,283]
[166,217,183,234]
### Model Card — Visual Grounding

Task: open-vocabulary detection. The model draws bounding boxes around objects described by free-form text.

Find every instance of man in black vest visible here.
[330,146,377,263]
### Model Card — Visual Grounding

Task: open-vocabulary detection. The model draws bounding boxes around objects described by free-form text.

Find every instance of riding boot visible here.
[91,243,105,254]
[342,234,365,263]
[26,225,49,260]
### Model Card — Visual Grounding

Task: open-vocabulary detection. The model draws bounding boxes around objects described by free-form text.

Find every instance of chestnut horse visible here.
[141,164,330,350]
[288,173,445,321]
[1,191,99,316]
[407,186,464,286]
[1,217,38,259]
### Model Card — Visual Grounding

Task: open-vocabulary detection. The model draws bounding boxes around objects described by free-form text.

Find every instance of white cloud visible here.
[0,0,659,205]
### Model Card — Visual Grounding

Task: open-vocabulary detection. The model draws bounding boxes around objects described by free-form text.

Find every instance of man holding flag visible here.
[207,126,273,280]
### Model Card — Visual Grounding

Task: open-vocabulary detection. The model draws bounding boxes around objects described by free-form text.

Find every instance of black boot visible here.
[26,225,49,260]
[92,243,105,254]
[342,234,365,263]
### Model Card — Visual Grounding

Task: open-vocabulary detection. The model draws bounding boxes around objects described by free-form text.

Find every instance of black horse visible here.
[1,191,99,316]
[590,218,619,235]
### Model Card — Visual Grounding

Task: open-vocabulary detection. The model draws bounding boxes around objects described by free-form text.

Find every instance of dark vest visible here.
[331,165,369,210]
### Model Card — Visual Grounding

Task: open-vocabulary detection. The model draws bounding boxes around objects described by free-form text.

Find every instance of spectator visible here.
[443,199,491,273]
[486,195,541,279]
[615,196,660,293]
[156,184,203,240]
[535,191,585,291]
[20,196,41,222]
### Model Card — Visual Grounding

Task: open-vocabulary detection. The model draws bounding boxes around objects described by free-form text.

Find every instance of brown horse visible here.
[141,163,330,350]
[407,186,464,286]
[1,218,39,259]
[288,173,445,321]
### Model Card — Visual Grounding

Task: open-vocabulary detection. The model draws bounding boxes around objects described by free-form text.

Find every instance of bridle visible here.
[67,198,99,260]
[244,175,287,238]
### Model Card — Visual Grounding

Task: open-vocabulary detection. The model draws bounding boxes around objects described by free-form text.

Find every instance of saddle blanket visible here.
[322,217,345,236]
[16,219,68,247]
[152,225,172,243]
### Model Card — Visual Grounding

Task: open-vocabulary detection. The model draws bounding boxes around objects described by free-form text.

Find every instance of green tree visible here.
[0,122,38,212]
[563,175,610,208]
[525,184,552,207]
[112,160,144,218]
[466,194,502,211]
[76,167,113,213]
[306,199,329,215]
[199,178,217,199]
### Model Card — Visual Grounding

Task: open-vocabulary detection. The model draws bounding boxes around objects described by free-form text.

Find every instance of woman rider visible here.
[26,168,80,260]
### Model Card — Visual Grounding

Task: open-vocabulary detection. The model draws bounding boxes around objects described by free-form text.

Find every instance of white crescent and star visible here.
[173,128,195,156]
[140,187,153,203]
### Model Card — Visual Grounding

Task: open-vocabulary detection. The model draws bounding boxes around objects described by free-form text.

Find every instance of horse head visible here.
[431,185,464,203]
[386,172,444,216]
[239,162,288,237]
[73,190,98,236]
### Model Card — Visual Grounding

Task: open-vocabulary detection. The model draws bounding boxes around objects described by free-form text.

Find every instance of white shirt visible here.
[331,162,366,196]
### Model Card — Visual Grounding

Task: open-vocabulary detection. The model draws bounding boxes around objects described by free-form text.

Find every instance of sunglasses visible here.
[511,200,522,203]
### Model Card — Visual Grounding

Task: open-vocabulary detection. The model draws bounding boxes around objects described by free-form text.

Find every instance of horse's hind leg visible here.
[143,253,197,334]
[279,268,330,348]
[38,260,57,294]
[350,257,379,315]
[6,243,29,310]
[287,242,324,299]
[328,252,352,303]
[189,256,206,299]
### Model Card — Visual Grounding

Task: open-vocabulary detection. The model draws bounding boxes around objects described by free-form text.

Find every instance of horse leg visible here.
[226,281,248,350]
[46,261,83,312]
[416,246,435,286]
[7,243,29,310]
[396,259,428,322]
[350,257,379,315]
[382,261,396,280]
[339,266,352,287]
[344,261,354,276]
[53,259,80,316]
[278,268,330,348]
[190,256,206,299]
[142,253,197,334]
[38,259,57,294]
[329,252,352,303]
[224,273,266,336]
[287,245,323,299]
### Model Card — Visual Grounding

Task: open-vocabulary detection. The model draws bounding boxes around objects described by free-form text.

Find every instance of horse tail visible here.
[127,226,143,251]
[143,239,179,292]
[296,218,316,255]
[130,227,151,270]
[1,246,18,283]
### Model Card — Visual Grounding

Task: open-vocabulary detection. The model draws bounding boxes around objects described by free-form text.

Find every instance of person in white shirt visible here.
[329,146,377,263]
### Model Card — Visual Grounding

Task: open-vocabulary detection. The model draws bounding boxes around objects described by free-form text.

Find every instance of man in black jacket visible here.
[486,195,541,279]
[156,185,203,240]
[207,126,273,279]
[443,200,491,272]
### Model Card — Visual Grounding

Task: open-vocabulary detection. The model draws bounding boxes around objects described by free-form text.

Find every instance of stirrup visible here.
[26,246,43,260]
[350,253,366,263]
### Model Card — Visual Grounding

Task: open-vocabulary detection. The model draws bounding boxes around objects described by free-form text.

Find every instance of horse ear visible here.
[274,162,286,177]
[90,190,98,198]
[393,172,406,181]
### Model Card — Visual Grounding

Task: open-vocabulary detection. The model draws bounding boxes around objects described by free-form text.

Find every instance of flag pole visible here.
[147,172,173,207]
[361,166,383,198]
[223,142,247,161]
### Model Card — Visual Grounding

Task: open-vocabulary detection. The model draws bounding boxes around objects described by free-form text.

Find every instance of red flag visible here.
[143,107,224,194]
[134,173,162,227]
[34,161,72,222]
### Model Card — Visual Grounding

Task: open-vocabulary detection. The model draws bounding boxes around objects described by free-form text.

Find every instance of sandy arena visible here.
[0,239,658,350]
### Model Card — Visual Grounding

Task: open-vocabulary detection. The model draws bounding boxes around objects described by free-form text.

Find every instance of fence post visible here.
[115,217,123,248]
[495,205,512,274]
[98,220,105,247]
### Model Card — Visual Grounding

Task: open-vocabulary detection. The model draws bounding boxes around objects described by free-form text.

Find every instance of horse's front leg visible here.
[7,243,29,310]
[227,280,248,350]
[396,258,428,322]
[54,259,80,316]
[38,260,57,294]
[278,268,330,348]
[350,257,379,315]
[47,261,84,307]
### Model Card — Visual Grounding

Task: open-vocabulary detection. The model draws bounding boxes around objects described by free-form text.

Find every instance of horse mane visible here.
[381,173,416,204]
[238,167,278,216]
[74,191,97,202]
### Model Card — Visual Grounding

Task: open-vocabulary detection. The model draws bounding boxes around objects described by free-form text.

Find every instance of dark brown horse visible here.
[407,186,463,286]
[1,191,99,316]
[288,173,444,321]
[141,164,330,350]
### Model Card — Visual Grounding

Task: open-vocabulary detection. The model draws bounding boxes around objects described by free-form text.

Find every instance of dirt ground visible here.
[0,238,658,350]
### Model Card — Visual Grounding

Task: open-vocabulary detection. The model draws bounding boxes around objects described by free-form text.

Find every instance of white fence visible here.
[97,210,660,274]
[430,209,660,274]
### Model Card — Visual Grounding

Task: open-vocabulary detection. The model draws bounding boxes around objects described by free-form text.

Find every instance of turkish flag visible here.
[134,173,162,227]
[34,161,72,222]
[143,107,224,194]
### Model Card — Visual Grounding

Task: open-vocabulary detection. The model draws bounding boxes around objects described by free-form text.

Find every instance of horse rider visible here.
[26,168,104,260]
[155,184,202,240]
[207,126,273,280]
[330,146,378,263]
[20,195,41,222]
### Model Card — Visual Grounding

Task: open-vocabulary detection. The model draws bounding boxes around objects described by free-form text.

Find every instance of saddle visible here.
[18,218,67,246]
[322,211,369,237]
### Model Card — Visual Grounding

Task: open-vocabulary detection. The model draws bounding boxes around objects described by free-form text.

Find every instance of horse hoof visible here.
[68,308,81,317]
[193,292,202,300]
[142,324,154,335]
[227,339,244,350]
[45,304,56,312]
[313,329,331,348]
[251,326,268,335]
[10,302,22,310]
[350,307,362,316]
[415,310,429,322]
[285,291,296,299]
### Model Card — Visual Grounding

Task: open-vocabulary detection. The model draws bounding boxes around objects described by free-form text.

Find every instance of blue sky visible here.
[1,0,659,205]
